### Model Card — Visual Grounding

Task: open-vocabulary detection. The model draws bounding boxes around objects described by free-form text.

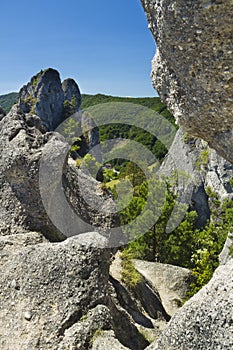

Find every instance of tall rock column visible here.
[141,0,233,163]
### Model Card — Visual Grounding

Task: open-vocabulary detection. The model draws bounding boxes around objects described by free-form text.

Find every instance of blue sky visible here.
[0,0,157,97]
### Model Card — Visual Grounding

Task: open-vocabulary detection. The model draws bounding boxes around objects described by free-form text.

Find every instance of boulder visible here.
[145,260,233,350]
[0,232,111,350]
[133,260,192,317]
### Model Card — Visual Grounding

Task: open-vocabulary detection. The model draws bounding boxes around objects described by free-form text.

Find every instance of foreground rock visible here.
[133,260,192,317]
[109,254,192,348]
[141,0,233,164]
[146,260,233,350]
[0,232,111,350]
[0,72,127,349]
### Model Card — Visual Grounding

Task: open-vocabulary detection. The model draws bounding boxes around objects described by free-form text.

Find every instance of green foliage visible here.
[77,154,101,178]
[183,131,196,144]
[119,174,232,297]
[89,329,104,346]
[0,92,18,113]
[63,95,79,118]
[188,188,233,296]
[121,178,197,265]
[82,93,176,164]
[195,149,209,170]
[102,168,118,183]
[121,250,142,289]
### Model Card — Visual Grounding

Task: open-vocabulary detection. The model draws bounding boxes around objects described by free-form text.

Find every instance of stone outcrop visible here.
[0,75,127,349]
[18,68,81,131]
[141,1,233,349]
[141,0,233,164]
[0,105,116,241]
[18,68,101,163]
[109,253,189,348]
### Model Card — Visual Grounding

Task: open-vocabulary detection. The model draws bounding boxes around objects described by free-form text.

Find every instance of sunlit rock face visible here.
[141,0,233,163]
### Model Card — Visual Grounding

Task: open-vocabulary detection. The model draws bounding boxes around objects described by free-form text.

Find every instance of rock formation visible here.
[18,68,81,131]
[146,260,233,350]
[0,104,115,241]
[0,72,127,349]
[0,232,111,350]
[141,1,233,349]
[141,0,233,164]
[18,68,101,162]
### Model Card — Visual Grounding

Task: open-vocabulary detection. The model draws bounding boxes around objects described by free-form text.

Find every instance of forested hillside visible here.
[0,92,18,113]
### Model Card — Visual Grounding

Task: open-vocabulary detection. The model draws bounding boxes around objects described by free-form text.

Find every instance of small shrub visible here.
[121,250,142,289]
[89,329,103,346]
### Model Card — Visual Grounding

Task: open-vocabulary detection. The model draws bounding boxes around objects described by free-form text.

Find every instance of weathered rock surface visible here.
[109,252,190,349]
[160,128,233,228]
[0,73,133,350]
[92,330,130,350]
[0,105,117,241]
[146,260,233,350]
[18,68,81,131]
[0,233,111,350]
[141,0,233,164]
[133,260,192,317]
[17,68,101,162]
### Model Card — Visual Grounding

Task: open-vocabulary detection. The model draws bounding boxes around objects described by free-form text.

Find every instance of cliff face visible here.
[141,1,233,349]
[141,0,233,164]
[160,128,233,228]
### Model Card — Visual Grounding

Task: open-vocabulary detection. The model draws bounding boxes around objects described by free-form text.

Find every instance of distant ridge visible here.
[0,92,174,125]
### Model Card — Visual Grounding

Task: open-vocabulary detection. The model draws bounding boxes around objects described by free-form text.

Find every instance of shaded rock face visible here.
[141,0,233,164]
[18,68,81,131]
[160,128,233,228]
[18,68,101,163]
